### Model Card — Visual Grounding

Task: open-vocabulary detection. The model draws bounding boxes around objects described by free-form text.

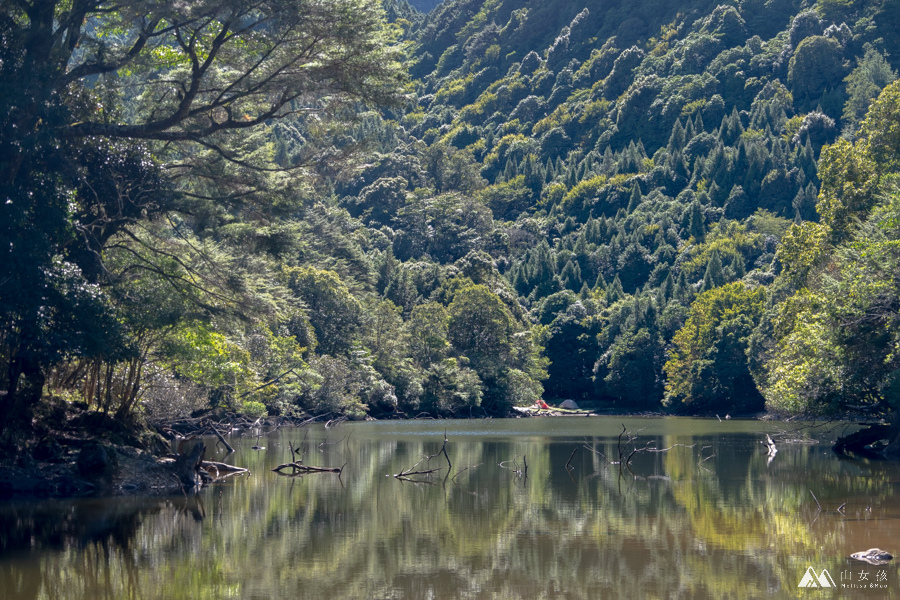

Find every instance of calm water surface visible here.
[2,417,900,599]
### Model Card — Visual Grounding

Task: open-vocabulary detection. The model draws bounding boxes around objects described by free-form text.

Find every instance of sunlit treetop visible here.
[1,0,408,150]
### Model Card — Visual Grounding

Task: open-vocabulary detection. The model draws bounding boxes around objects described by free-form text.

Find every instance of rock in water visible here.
[850,548,893,565]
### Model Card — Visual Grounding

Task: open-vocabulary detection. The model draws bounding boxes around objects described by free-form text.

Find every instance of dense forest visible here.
[2,0,900,444]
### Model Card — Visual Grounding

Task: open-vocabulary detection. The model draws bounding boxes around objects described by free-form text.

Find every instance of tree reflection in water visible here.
[2,418,899,599]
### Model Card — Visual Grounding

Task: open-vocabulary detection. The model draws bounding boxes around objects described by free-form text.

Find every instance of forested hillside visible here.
[408,0,444,12]
[2,0,900,440]
[358,0,900,418]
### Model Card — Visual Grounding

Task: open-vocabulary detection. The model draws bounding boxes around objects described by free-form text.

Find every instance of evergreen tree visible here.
[689,201,705,242]
[606,274,625,304]
[627,183,642,212]
[701,250,726,291]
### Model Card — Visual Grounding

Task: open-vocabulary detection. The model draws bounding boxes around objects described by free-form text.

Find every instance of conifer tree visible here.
[606,274,625,304]
[689,201,705,242]
[701,250,725,291]
[627,183,642,212]
[668,118,686,151]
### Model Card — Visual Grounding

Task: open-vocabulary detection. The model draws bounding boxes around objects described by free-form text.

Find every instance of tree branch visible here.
[61,17,163,85]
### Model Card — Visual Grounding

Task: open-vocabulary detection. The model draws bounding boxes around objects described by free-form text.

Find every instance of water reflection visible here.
[2,417,900,599]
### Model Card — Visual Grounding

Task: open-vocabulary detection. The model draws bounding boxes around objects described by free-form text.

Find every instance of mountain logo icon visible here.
[798,567,836,588]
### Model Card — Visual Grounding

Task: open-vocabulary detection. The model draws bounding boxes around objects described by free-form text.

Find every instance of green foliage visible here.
[447,284,517,378]
[420,358,484,415]
[816,80,900,242]
[816,0,859,23]
[816,139,881,241]
[9,0,900,430]
[285,267,363,356]
[561,175,607,211]
[775,221,830,283]
[761,188,900,415]
[0,0,407,432]
[479,176,534,220]
[858,79,900,170]
[603,327,665,407]
[239,401,269,419]
[842,45,897,134]
[788,36,846,109]
[664,283,767,412]
[407,303,451,366]
[757,82,900,419]
[749,209,793,239]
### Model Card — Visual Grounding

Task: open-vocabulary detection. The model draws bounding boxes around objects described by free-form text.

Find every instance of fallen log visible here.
[833,424,891,459]
[201,461,249,480]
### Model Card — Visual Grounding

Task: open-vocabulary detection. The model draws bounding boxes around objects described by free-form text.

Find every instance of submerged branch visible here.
[272,461,345,476]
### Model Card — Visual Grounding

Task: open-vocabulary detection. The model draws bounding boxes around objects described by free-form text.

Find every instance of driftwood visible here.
[201,460,249,480]
[809,489,822,512]
[393,456,443,479]
[512,406,594,417]
[393,460,443,478]
[565,447,578,470]
[850,548,894,565]
[499,455,527,478]
[450,464,481,482]
[393,433,452,480]
[272,461,345,476]
[394,467,443,477]
[763,434,778,457]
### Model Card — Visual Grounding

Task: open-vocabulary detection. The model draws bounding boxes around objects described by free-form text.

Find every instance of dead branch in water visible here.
[325,416,347,429]
[762,434,778,460]
[809,489,822,512]
[317,432,351,451]
[698,445,716,472]
[210,426,235,454]
[201,461,249,480]
[582,428,697,478]
[565,447,578,470]
[424,431,452,471]
[394,456,443,478]
[395,468,443,477]
[499,454,527,478]
[272,461,345,476]
[450,464,482,482]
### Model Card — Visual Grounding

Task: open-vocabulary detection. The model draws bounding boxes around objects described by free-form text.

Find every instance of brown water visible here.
[1,417,899,599]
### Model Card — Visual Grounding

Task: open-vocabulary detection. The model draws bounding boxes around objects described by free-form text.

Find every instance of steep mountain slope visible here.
[337,0,898,411]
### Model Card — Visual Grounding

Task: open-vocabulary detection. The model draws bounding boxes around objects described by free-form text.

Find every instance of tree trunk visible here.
[173,442,206,491]
[0,355,45,435]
